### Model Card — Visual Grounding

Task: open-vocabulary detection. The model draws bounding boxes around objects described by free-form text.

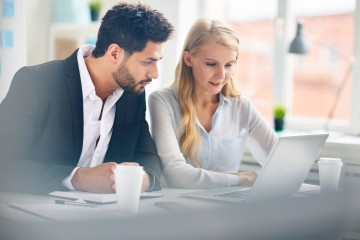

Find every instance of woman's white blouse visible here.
[148,87,278,188]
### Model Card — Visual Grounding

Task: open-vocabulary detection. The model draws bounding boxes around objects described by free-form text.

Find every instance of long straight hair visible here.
[173,18,241,167]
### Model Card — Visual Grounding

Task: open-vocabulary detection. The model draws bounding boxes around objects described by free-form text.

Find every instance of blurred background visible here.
[1,0,359,136]
[1,2,359,237]
[0,0,360,216]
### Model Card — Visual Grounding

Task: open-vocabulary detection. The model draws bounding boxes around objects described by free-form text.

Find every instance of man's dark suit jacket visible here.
[0,50,162,194]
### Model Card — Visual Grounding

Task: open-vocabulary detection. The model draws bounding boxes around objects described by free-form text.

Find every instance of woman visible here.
[149,18,278,188]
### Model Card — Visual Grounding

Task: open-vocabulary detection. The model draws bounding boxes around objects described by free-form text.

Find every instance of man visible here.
[0,3,174,194]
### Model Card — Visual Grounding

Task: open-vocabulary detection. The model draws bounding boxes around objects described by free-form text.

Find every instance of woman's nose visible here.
[216,66,226,79]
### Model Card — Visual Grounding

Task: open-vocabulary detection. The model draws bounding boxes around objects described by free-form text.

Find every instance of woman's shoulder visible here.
[150,87,174,97]
[227,94,252,107]
[226,95,261,120]
[149,87,179,104]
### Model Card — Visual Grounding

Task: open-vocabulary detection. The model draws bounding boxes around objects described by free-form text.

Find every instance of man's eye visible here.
[144,61,152,65]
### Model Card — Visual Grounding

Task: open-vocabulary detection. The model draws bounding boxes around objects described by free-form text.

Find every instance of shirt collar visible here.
[77,45,124,101]
[77,45,96,100]
[219,92,232,106]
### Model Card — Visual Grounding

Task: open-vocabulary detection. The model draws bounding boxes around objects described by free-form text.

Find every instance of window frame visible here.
[274,0,360,135]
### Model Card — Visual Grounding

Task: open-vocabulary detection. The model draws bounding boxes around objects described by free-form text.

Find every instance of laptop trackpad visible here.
[212,188,252,200]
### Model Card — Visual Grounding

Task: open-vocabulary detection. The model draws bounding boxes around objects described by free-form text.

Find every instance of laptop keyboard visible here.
[213,189,251,199]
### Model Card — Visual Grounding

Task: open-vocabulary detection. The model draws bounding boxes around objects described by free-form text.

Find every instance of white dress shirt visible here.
[148,87,278,188]
[62,45,123,189]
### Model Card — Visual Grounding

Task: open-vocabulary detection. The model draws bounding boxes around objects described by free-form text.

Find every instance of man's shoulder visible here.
[26,49,78,76]
[17,60,65,80]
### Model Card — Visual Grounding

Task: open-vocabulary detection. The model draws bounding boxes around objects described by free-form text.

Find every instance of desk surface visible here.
[0,188,224,222]
[1,188,359,240]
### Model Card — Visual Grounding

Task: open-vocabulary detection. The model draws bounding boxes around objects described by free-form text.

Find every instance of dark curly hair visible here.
[92,2,174,57]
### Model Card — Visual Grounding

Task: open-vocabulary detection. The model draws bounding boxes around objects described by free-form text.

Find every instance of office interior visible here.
[0,0,360,239]
[2,0,358,189]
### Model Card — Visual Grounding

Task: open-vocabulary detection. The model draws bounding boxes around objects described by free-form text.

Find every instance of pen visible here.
[52,200,98,208]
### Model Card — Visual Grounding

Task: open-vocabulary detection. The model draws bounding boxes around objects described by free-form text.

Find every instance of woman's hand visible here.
[232,171,257,186]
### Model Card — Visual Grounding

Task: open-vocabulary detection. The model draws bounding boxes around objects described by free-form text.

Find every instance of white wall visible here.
[0,0,52,102]
[24,0,51,66]
[0,0,27,102]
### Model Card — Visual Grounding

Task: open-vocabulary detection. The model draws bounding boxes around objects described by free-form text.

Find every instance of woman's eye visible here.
[206,63,216,67]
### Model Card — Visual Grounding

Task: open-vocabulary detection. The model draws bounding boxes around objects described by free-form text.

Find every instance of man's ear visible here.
[183,51,193,67]
[107,44,125,64]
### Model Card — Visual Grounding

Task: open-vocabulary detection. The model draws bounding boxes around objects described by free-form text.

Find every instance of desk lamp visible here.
[288,20,355,130]
[289,20,308,55]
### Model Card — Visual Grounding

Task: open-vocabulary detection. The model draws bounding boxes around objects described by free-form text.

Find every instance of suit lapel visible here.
[105,92,129,161]
[63,50,84,160]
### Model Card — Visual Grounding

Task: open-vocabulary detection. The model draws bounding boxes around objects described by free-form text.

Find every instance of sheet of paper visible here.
[49,190,163,203]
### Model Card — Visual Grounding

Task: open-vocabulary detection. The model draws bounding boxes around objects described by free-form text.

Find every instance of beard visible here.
[113,62,152,95]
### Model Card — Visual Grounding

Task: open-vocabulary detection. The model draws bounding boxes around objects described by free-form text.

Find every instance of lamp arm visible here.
[303,31,357,130]
[305,32,355,63]
[325,61,354,130]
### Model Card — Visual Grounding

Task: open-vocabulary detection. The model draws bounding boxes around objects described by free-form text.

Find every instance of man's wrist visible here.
[144,171,156,192]
[62,167,80,190]
[71,167,86,191]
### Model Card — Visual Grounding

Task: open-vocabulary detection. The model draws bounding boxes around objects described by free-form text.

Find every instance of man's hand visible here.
[110,162,151,193]
[232,171,257,186]
[141,171,150,192]
[72,162,151,193]
[71,162,116,193]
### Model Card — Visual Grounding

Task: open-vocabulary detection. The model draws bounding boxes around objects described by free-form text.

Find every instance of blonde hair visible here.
[173,18,241,167]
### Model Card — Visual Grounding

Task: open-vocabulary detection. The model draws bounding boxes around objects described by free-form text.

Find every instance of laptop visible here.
[181,133,329,203]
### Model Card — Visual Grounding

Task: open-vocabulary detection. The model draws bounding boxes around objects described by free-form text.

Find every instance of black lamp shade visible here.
[289,21,308,54]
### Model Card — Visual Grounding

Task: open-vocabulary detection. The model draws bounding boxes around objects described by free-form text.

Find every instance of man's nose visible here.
[147,64,159,79]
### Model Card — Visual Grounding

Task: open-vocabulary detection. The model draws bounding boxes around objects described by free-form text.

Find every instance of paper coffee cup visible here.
[317,158,343,192]
[115,165,145,213]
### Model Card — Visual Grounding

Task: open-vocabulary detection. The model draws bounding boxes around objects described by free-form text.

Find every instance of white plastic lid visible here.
[318,157,343,166]
[115,165,144,174]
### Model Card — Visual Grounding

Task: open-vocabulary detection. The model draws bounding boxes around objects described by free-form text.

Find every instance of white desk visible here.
[0,188,225,222]
[0,188,359,240]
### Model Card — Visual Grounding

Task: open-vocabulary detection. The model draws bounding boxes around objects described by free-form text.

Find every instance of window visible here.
[226,0,277,121]
[287,0,357,134]
[209,0,360,135]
